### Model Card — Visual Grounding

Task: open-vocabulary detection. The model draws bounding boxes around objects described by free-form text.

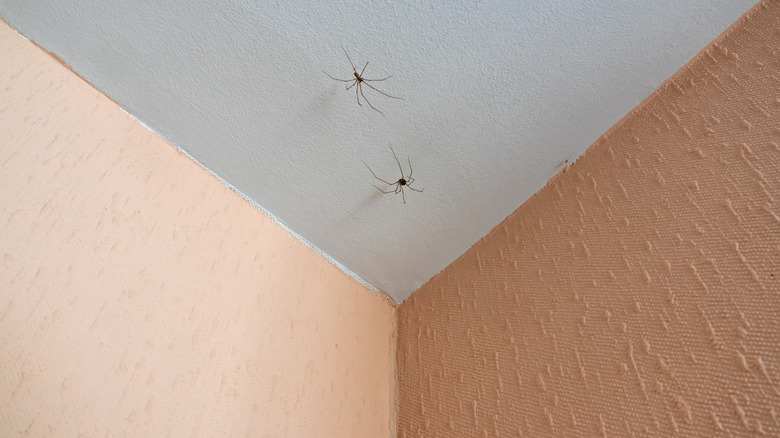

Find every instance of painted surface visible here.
[0,23,395,437]
[398,2,780,436]
[0,0,757,302]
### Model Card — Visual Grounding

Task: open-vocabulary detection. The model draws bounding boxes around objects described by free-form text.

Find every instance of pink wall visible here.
[0,22,395,437]
[398,1,780,436]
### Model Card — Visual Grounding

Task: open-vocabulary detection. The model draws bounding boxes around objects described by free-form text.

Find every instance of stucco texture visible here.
[0,22,395,437]
[398,1,780,437]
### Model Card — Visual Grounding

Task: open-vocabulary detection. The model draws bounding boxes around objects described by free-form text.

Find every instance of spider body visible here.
[362,146,423,204]
[325,46,402,115]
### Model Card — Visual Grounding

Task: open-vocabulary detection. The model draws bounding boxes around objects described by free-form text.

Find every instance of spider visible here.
[362,146,424,204]
[324,46,402,115]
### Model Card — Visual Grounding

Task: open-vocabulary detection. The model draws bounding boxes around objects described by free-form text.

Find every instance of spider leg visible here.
[407,155,414,178]
[400,186,406,204]
[389,145,404,178]
[360,62,369,76]
[359,85,384,115]
[341,45,358,73]
[363,81,403,100]
[323,71,355,82]
[362,75,392,82]
[406,175,424,193]
[362,160,396,186]
[345,79,358,91]
[373,185,396,195]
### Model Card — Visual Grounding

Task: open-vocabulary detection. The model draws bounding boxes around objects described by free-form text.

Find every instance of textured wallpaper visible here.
[398,1,780,437]
[0,22,395,437]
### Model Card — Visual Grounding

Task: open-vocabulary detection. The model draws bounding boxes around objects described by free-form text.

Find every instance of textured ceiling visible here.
[0,0,755,302]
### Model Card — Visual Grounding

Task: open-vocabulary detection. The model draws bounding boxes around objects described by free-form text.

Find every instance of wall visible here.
[0,22,395,437]
[398,1,780,437]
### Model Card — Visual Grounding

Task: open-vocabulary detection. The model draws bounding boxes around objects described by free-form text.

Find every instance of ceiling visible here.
[0,0,755,302]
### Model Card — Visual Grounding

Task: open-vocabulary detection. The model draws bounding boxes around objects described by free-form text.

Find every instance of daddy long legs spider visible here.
[362,146,423,204]
[324,46,402,115]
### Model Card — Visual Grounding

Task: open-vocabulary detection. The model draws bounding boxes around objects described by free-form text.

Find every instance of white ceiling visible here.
[0,0,755,302]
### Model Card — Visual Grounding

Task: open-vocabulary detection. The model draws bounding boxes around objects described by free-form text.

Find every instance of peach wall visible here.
[0,22,395,437]
[398,2,780,437]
